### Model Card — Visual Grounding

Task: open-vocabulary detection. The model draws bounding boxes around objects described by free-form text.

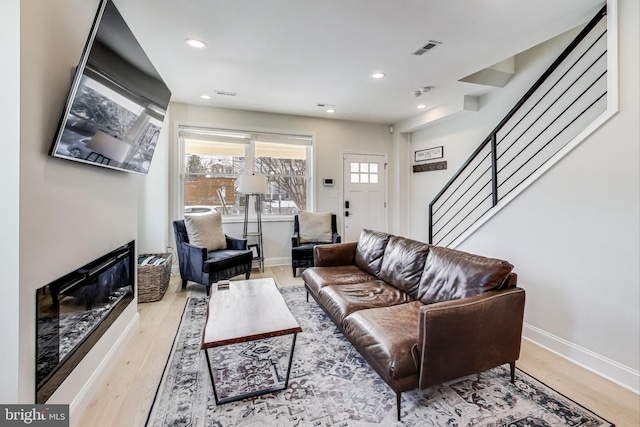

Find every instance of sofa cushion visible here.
[184,212,226,251]
[203,249,252,273]
[379,236,431,298]
[343,302,423,381]
[291,243,317,258]
[302,265,377,297]
[318,281,415,327]
[355,229,391,277]
[298,212,333,243]
[417,246,513,305]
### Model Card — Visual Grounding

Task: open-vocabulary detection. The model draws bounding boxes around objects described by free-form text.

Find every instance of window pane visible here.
[370,163,378,173]
[350,162,359,172]
[370,173,378,183]
[254,141,308,214]
[184,176,237,213]
[360,163,369,173]
[254,141,307,176]
[360,173,369,183]
[263,176,307,214]
[184,139,246,215]
[351,173,360,183]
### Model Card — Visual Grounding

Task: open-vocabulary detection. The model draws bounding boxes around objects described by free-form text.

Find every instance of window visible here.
[180,126,312,217]
[350,162,379,184]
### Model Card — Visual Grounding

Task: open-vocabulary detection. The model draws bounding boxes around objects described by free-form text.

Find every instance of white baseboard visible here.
[68,311,140,426]
[523,323,639,394]
[263,257,290,268]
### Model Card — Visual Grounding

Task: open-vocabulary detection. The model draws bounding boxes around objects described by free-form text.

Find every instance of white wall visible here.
[408,0,639,391]
[0,0,21,404]
[409,26,580,242]
[388,131,411,238]
[138,104,171,254]
[166,103,393,263]
[9,0,141,410]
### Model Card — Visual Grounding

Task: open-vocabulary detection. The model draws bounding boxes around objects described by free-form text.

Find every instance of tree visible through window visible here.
[255,141,307,213]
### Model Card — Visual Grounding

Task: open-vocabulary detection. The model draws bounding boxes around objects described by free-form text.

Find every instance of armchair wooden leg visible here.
[181,279,187,289]
[206,284,211,296]
[292,267,296,277]
[396,392,402,421]
[509,361,516,383]
[245,270,251,279]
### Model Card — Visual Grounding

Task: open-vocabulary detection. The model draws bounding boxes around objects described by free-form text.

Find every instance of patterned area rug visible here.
[146,286,613,427]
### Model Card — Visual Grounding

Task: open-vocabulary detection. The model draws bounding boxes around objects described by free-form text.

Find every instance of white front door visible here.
[342,153,387,242]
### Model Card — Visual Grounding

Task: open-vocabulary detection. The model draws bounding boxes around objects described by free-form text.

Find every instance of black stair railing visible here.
[429,5,607,246]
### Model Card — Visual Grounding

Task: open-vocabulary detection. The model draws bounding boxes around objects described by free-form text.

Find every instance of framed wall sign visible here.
[415,146,443,162]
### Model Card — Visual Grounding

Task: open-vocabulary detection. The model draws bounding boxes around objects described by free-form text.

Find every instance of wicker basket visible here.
[137,253,173,303]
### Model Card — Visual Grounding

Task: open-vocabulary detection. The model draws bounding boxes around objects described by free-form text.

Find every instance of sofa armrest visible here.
[181,241,208,272]
[313,242,357,267]
[417,287,525,389]
[292,232,300,248]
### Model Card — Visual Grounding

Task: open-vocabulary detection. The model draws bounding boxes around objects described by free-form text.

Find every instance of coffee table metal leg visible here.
[204,333,299,405]
[204,348,221,404]
[283,333,297,387]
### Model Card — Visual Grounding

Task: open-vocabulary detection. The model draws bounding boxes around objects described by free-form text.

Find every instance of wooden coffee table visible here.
[201,278,302,404]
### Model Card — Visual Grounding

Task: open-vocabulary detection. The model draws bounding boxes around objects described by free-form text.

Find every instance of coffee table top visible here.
[201,278,302,349]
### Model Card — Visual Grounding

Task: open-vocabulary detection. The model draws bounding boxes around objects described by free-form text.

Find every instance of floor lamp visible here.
[237,175,267,272]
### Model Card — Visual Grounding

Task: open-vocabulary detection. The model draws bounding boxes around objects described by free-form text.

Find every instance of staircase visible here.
[429,5,608,246]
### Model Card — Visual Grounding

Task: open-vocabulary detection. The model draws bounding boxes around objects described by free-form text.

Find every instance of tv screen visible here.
[49,0,171,175]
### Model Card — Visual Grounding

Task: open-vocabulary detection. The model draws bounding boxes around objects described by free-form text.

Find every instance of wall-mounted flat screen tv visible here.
[49,0,171,175]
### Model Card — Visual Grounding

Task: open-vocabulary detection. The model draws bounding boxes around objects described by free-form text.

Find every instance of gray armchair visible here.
[173,219,253,295]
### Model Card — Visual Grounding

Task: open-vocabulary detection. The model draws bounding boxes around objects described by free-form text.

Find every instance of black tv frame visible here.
[48,0,171,175]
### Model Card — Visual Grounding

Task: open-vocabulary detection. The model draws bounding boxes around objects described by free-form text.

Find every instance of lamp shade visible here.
[237,175,267,194]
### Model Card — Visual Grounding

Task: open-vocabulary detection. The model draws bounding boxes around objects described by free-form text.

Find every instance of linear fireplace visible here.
[36,241,135,403]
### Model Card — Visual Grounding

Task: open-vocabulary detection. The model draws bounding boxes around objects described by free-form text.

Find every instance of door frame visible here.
[340,150,389,240]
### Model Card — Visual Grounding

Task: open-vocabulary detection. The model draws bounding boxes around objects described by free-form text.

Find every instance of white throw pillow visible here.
[184,212,226,251]
[299,212,332,243]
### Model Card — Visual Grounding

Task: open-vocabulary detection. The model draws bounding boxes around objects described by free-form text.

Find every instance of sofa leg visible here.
[292,267,296,277]
[509,361,516,383]
[306,290,309,302]
[396,393,402,421]
[206,284,211,296]
[181,278,187,289]
[245,270,251,279]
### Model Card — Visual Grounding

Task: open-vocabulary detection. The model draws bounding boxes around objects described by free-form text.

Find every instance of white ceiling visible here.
[114,0,604,125]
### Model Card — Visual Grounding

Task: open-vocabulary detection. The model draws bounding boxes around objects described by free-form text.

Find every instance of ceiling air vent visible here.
[215,90,237,96]
[412,40,442,56]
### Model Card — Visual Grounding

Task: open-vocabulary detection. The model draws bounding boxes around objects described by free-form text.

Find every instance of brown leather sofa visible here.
[302,229,525,421]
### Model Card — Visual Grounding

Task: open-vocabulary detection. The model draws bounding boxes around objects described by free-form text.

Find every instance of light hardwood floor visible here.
[76,267,639,427]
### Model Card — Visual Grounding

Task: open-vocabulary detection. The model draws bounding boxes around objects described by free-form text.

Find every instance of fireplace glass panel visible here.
[36,241,135,403]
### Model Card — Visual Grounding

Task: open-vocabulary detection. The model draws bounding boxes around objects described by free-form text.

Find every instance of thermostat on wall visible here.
[323,178,334,187]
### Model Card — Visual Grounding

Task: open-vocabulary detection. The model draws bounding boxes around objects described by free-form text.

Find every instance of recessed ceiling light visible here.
[327,108,336,113]
[185,38,207,49]
[417,104,426,109]
[371,72,386,79]
[200,94,211,100]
